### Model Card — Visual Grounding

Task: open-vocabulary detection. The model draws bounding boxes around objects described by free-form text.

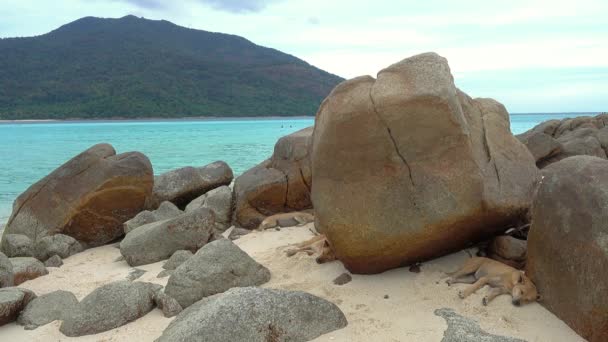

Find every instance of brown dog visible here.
[446,257,540,306]
[257,212,314,230]
[285,234,336,264]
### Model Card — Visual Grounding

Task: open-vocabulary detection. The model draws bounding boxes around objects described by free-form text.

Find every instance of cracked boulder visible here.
[233,127,313,228]
[312,52,539,274]
[516,113,608,168]
[526,156,608,342]
[185,186,232,231]
[151,161,233,209]
[0,143,153,249]
[120,207,215,266]
[164,239,271,308]
[157,287,347,342]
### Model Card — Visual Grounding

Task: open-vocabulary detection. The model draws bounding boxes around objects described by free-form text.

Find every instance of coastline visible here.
[0,116,315,124]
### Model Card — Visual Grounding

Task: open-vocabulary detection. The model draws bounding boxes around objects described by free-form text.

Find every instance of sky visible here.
[1,0,606,113]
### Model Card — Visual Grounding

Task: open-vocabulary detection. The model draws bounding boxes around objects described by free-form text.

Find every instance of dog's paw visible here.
[458,291,465,299]
[482,297,488,306]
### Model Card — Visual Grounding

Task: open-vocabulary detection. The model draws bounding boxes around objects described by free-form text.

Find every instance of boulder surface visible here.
[2,234,33,257]
[120,208,215,266]
[123,201,183,234]
[1,144,153,249]
[10,257,48,285]
[152,161,233,208]
[517,113,608,168]
[34,234,83,261]
[185,186,232,231]
[60,280,161,337]
[165,239,270,308]
[233,127,313,228]
[526,156,608,342]
[157,287,347,342]
[312,53,539,274]
[0,252,13,287]
[17,290,78,330]
[0,287,36,326]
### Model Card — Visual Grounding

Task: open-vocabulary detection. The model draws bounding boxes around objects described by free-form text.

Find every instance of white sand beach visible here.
[0,224,585,342]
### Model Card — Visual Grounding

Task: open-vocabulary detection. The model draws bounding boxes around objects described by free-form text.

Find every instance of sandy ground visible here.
[0,224,585,342]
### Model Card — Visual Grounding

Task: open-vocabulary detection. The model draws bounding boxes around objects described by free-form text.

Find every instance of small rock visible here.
[384,295,389,299]
[157,270,173,278]
[127,268,146,281]
[60,280,161,337]
[124,201,183,234]
[2,234,33,257]
[162,250,194,270]
[153,291,183,318]
[165,239,271,308]
[332,273,352,285]
[17,290,78,330]
[44,255,63,268]
[0,287,36,326]
[10,257,48,285]
[228,227,251,240]
[34,234,83,261]
[0,252,14,287]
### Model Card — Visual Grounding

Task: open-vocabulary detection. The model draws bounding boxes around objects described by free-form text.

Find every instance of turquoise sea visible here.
[0,113,599,223]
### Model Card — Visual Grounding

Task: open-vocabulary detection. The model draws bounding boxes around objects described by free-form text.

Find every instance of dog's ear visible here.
[517,273,524,284]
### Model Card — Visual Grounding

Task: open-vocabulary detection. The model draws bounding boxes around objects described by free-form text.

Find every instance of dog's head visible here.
[511,272,541,306]
[315,241,337,264]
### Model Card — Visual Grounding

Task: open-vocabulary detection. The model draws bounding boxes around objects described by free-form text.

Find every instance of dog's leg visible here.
[482,287,508,306]
[446,258,485,285]
[459,276,489,299]
[294,216,307,227]
[285,246,315,257]
[446,275,476,285]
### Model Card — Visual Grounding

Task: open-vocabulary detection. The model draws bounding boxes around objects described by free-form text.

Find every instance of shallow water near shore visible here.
[0,113,599,222]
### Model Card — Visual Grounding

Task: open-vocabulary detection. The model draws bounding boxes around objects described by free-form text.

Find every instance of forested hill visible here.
[0,15,344,119]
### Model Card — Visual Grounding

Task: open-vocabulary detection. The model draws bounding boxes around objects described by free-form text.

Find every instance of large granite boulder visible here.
[1,144,153,249]
[517,113,608,168]
[0,252,13,287]
[17,290,78,330]
[312,53,539,274]
[120,208,215,266]
[157,287,347,342]
[124,201,183,234]
[185,186,232,231]
[10,257,48,285]
[165,239,271,308]
[152,161,233,208]
[60,280,161,337]
[233,127,313,228]
[34,234,83,261]
[0,287,36,326]
[526,156,608,342]
[2,234,33,257]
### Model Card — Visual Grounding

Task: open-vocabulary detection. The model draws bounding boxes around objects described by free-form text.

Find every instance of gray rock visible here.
[10,257,48,285]
[124,201,183,234]
[120,208,215,266]
[17,290,78,330]
[34,234,83,261]
[157,270,173,278]
[435,308,526,342]
[163,250,194,270]
[152,161,233,208]
[227,227,251,240]
[153,291,182,318]
[0,252,13,287]
[333,273,352,285]
[3,234,33,257]
[185,186,232,231]
[127,268,146,281]
[44,255,63,268]
[165,239,271,308]
[157,287,347,342]
[0,287,36,326]
[60,280,162,337]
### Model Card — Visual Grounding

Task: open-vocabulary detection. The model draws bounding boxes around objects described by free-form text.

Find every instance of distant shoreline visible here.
[0,112,602,124]
[0,116,316,124]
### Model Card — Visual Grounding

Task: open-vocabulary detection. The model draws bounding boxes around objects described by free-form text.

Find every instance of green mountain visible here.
[0,15,343,119]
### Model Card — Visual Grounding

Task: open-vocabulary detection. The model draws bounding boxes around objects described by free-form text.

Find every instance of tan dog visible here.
[446,257,540,306]
[285,234,336,264]
[257,212,314,230]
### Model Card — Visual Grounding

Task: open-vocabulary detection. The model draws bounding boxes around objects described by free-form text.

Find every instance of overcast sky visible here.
[1,0,606,113]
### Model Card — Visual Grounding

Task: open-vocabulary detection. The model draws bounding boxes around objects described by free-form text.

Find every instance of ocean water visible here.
[0,113,599,223]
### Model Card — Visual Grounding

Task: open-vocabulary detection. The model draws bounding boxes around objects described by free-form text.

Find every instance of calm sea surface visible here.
[0,113,599,223]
